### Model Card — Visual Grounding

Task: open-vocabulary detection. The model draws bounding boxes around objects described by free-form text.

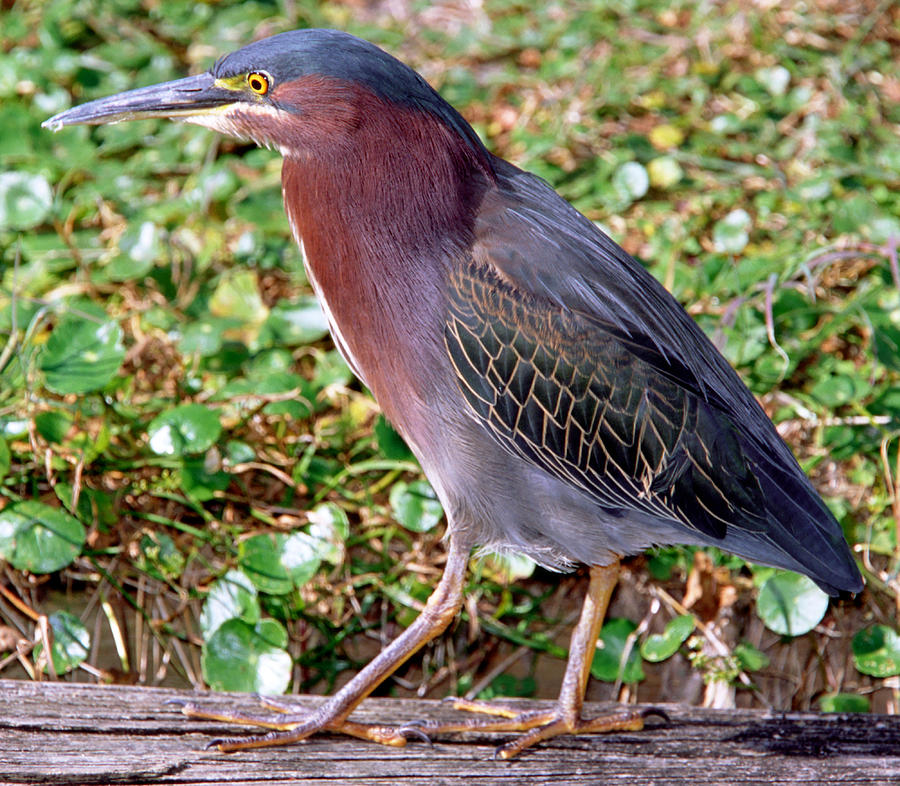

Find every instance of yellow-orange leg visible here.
[411,559,647,759]
[178,537,471,751]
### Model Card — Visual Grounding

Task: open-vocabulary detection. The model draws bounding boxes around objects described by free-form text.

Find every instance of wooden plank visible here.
[0,678,898,785]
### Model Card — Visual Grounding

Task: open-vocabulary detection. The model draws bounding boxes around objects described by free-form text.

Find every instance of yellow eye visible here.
[247,72,270,95]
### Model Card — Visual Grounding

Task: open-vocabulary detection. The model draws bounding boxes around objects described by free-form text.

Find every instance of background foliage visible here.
[1,0,898,718]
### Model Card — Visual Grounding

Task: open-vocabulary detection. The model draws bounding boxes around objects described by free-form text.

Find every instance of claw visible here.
[492,741,515,761]
[163,698,189,709]
[640,706,671,725]
[398,725,433,746]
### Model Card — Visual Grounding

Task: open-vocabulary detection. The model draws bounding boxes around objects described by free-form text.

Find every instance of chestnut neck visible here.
[280,88,494,422]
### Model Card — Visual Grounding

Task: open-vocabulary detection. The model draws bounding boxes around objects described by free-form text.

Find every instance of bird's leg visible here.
[415,559,646,759]
[180,537,471,751]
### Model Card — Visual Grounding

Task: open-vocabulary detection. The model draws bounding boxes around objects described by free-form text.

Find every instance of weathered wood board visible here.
[0,679,898,784]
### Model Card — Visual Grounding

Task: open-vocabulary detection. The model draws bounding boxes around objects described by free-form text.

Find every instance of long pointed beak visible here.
[42,72,235,131]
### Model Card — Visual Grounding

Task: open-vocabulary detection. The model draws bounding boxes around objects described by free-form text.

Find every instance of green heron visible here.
[45,29,863,758]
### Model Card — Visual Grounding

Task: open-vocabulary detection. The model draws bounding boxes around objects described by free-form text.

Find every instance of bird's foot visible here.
[411,698,656,759]
[178,698,430,752]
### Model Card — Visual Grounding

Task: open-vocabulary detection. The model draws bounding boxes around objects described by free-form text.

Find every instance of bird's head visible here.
[44,29,489,164]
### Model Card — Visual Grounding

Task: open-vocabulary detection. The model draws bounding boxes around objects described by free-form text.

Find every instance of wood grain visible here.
[0,679,898,785]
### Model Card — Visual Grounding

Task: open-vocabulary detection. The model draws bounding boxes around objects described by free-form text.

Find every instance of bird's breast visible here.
[282,181,457,440]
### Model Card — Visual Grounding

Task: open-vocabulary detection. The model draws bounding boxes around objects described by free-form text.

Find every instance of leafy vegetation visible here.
[1,0,898,715]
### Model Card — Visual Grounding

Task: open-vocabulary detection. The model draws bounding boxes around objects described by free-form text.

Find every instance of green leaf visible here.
[755,65,790,96]
[258,373,311,417]
[712,209,752,254]
[181,455,230,501]
[872,325,900,372]
[106,221,163,281]
[809,374,867,408]
[225,440,256,465]
[147,404,222,456]
[39,316,125,395]
[640,614,694,662]
[136,532,185,581]
[54,483,114,529]
[756,572,829,636]
[177,317,238,357]
[209,269,267,323]
[734,640,770,672]
[389,479,444,533]
[0,436,10,483]
[34,611,90,674]
[646,548,685,581]
[239,534,293,595]
[201,617,291,694]
[199,569,260,640]
[34,410,73,444]
[852,625,900,678]
[647,156,683,189]
[591,617,645,683]
[311,349,353,388]
[306,502,349,565]
[0,501,85,573]
[481,551,536,581]
[612,161,649,203]
[280,531,322,587]
[239,532,320,595]
[375,416,414,461]
[819,693,870,713]
[0,171,52,230]
[259,296,329,346]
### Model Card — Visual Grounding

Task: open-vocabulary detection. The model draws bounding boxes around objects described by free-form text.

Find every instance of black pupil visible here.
[251,75,264,91]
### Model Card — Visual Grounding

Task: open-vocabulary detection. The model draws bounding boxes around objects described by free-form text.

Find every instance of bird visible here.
[44,28,863,758]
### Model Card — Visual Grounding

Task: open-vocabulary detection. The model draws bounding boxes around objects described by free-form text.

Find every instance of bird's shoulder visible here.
[469,158,758,419]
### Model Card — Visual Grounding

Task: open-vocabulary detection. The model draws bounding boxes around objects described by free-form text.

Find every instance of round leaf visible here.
[107,221,162,280]
[306,502,349,565]
[39,316,125,395]
[713,209,752,254]
[756,65,791,96]
[648,124,684,149]
[239,532,319,595]
[756,572,828,636]
[199,569,260,639]
[260,296,329,346]
[819,693,870,713]
[374,416,414,461]
[147,404,222,456]
[389,479,444,533]
[612,161,649,202]
[181,455,230,501]
[591,617,645,683]
[647,156,683,189]
[0,171,52,230]
[0,501,85,573]
[852,625,900,678]
[640,614,694,662]
[225,440,256,465]
[34,410,73,444]
[480,551,536,582]
[201,617,291,694]
[34,611,90,674]
[281,531,322,587]
[177,317,238,357]
[209,269,267,323]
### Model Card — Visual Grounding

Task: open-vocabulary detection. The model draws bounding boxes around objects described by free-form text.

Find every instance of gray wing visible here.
[441,159,862,595]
